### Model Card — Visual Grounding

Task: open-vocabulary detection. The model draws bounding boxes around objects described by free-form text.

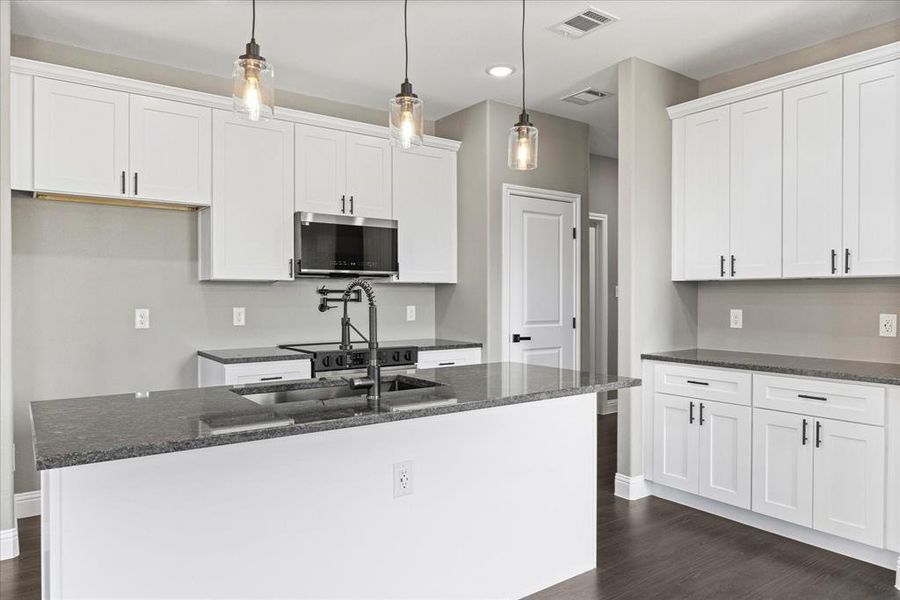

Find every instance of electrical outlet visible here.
[880,313,897,338]
[406,305,416,321]
[393,461,413,498]
[134,308,150,329]
[730,309,743,329]
[233,307,246,327]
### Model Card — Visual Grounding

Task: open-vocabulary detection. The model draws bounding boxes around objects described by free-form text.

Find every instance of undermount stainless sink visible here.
[241,375,440,407]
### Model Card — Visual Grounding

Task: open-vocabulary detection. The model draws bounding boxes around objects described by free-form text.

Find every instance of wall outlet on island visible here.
[730,309,743,329]
[233,307,246,327]
[393,461,413,498]
[134,308,150,329]
[879,313,897,338]
[406,305,416,321]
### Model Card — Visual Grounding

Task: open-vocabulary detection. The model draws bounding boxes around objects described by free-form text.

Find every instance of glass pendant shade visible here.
[390,84,424,149]
[508,114,538,171]
[233,42,274,122]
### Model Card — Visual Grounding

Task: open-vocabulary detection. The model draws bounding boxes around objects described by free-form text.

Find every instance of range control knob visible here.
[321,356,331,368]
[335,355,344,367]
[404,350,414,362]
[392,351,401,362]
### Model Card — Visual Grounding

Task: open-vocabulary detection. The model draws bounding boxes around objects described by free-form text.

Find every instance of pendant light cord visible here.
[251,0,256,42]
[404,0,409,82]
[521,0,526,114]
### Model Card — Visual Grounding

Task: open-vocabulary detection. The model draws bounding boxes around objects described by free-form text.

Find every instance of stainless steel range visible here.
[278,342,418,375]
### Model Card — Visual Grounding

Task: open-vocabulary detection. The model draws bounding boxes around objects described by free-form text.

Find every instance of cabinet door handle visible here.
[689,401,695,424]
[801,419,808,445]
[720,255,725,278]
[798,393,827,401]
[830,249,837,274]
[438,362,456,366]
[844,248,850,274]
[730,254,736,277]
[134,172,138,195]
[815,421,822,448]
[349,195,354,214]
[699,402,705,426]
[121,171,126,194]
[686,380,709,386]
[289,258,293,278]
[260,376,283,381]
[341,195,346,213]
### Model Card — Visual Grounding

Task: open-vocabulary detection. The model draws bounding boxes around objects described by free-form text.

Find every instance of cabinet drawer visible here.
[654,363,751,406]
[753,374,885,426]
[417,347,482,369]
[224,360,312,385]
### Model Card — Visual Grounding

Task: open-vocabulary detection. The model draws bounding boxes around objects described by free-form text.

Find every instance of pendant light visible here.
[508,0,537,170]
[389,0,424,149]
[233,0,274,122]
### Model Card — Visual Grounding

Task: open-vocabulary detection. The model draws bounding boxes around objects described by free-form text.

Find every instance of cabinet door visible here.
[346,133,392,218]
[729,92,782,279]
[207,110,294,281]
[129,95,212,206]
[674,107,730,280]
[782,76,843,278]
[653,393,699,494]
[813,418,885,547]
[294,124,347,216]
[392,146,457,283]
[698,400,751,509]
[751,408,813,527]
[10,72,33,191]
[33,78,129,197]
[843,59,900,277]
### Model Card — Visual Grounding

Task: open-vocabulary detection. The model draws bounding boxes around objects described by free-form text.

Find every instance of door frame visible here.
[501,183,582,372]
[589,213,614,413]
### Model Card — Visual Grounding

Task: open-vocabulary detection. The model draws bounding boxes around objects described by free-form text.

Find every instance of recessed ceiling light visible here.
[486,65,516,78]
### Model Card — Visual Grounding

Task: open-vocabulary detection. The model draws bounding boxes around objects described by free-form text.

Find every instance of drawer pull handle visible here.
[798,393,826,401]
[686,380,709,386]
[438,362,456,366]
[260,376,283,381]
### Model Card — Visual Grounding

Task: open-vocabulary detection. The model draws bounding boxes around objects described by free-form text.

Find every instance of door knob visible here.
[512,334,532,343]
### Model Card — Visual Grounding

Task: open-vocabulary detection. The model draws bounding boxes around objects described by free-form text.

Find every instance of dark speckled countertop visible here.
[197,339,481,364]
[642,348,900,386]
[31,362,638,471]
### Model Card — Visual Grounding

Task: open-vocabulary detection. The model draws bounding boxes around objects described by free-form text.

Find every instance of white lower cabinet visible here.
[416,347,482,369]
[653,392,750,508]
[751,408,814,526]
[198,357,312,387]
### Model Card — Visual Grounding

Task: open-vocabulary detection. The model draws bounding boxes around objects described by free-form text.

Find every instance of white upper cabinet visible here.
[673,106,731,280]
[295,126,392,219]
[129,95,212,206]
[729,92,782,279]
[346,133,392,218]
[843,59,900,277]
[10,73,33,191]
[294,124,347,215]
[392,145,457,283]
[33,78,129,197]
[200,111,294,281]
[782,76,843,278]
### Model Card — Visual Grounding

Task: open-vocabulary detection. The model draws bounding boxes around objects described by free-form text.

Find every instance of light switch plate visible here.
[880,313,897,338]
[730,309,743,329]
[135,308,150,329]
[406,305,416,321]
[233,307,246,327]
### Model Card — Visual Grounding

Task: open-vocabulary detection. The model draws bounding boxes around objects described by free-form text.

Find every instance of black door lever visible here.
[512,334,532,343]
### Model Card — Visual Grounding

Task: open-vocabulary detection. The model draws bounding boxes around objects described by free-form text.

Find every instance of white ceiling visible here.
[11,1,900,157]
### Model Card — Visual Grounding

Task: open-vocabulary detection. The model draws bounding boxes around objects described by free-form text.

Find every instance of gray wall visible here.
[617,58,699,477]
[12,198,436,493]
[695,23,900,364]
[435,101,590,364]
[589,155,618,381]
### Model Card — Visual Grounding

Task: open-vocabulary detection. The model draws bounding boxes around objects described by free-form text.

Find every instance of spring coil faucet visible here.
[341,279,381,410]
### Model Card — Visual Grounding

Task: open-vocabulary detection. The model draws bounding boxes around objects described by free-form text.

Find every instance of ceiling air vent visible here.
[561,88,613,106]
[551,7,619,38]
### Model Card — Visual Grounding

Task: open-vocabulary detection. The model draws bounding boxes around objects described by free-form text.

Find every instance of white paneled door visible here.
[33,78,129,197]
[729,92,782,279]
[843,59,900,277]
[698,400,751,509]
[751,408,813,527]
[653,393,699,494]
[506,190,576,370]
[129,94,212,206]
[782,76,843,278]
[812,418,885,547]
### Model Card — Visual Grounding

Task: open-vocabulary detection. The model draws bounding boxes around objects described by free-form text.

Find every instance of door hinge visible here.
[573,227,577,239]
[573,317,576,329]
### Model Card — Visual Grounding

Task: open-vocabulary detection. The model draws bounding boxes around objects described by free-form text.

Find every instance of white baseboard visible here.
[614,473,649,500]
[648,481,899,573]
[0,527,19,560]
[15,490,41,519]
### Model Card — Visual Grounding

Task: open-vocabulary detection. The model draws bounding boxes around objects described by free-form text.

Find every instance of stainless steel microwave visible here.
[294,212,398,277]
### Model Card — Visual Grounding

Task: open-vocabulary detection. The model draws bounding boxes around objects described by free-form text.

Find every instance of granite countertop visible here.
[31,362,638,471]
[642,348,900,386]
[197,339,482,364]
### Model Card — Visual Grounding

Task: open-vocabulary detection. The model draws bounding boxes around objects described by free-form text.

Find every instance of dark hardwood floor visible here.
[1,414,897,599]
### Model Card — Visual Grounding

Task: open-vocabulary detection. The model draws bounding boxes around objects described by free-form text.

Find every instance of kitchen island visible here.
[32,362,640,600]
